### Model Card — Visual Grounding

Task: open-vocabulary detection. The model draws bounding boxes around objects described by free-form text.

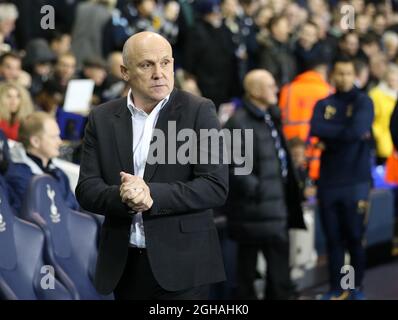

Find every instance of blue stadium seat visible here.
[0,184,78,300]
[20,174,113,300]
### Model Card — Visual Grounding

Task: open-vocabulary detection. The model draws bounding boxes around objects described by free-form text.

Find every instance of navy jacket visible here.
[310,87,374,188]
[5,147,79,214]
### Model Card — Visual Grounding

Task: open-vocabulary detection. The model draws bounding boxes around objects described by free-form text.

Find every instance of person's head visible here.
[254,5,274,29]
[0,52,22,82]
[121,31,174,111]
[83,56,107,86]
[287,137,306,168]
[108,51,124,79]
[355,14,370,35]
[360,32,380,58]
[221,0,239,19]
[18,112,62,165]
[298,21,319,50]
[55,53,76,83]
[35,80,64,114]
[0,3,18,38]
[382,31,398,61]
[133,0,156,18]
[373,13,387,35]
[339,31,359,57]
[196,0,222,27]
[383,64,398,91]
[369,53,388,81]
[332,56,356,92]
[354,58,369,89]
[268,15,290,43]
[0,81,34,124]
[243,69,277,109]
[49,32,71,57]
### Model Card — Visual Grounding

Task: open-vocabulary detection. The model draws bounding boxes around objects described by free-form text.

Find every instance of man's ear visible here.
[29,135,40,149]
[120,65,130,82]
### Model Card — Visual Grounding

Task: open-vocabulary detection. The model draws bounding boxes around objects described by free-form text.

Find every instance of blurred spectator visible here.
[355,14,371,36]
[337,31,363,60]
[184,0,240,108]
[279,57,332,141]
[103,0,179,57]
[224,69,305,300]
[72,0,117,69]
[104,51,127,99]
[6,111,79,213]
[257,15,297,87]
[373,13,388,36]
[368,53,388,90]
[0,81,34,141]
[23,38,57,97]
[80,56,111,104]
[0,51,21,82]
[287,137,316,200]
[49,52,77,98]
[48,31,72,58]
[360,32,381,62]
[35,79,64,115]
[221,0,249,82]
[310,57,374,300]
[369,64,398,164]
[382,31,398,62]
[354,58,370,91]
[0,2,18,51]
[175,68,202,96]
[294,21,331,74]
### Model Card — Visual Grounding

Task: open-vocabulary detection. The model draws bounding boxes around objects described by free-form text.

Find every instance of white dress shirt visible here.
[126,89,169,247]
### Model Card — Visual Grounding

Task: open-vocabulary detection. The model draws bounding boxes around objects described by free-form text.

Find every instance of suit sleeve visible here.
[147,101,229,216]
[75,111,130,218]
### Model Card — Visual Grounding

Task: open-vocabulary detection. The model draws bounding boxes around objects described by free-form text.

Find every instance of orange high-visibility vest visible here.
[385,149,398,184]
[279,71,334,180]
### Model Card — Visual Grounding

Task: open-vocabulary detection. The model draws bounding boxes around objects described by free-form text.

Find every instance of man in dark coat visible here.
[224,69,305,300]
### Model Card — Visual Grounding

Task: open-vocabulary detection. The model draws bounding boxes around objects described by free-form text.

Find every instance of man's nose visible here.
[152,63,163,79]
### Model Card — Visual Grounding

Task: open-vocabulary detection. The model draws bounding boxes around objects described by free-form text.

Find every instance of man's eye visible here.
[161,60,170,67]
[141,63,151,69]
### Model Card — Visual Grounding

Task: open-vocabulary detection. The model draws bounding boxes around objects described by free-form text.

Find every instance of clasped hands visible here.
[119,172,153,212]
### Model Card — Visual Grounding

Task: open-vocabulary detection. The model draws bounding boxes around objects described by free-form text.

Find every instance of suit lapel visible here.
[144,89,181,182]
[113,99,134,174]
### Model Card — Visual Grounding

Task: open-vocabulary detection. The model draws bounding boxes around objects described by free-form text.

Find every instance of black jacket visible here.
[76,89,228,294]
[223,100,305,243]
[391,102,398,150]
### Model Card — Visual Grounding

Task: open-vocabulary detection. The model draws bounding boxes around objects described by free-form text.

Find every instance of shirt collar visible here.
[127,89,170,116]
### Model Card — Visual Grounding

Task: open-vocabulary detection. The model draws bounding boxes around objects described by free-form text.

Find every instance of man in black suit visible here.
[76,31,228,299]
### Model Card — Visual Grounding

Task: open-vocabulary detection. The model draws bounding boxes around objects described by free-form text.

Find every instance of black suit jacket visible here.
[76,89,228,294]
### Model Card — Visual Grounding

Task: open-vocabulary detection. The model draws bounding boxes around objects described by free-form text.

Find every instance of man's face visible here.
[56,55,76,81]
[255,75,278,106]
[299,24,318,48]
[341,34,359,56]
[84,66,107,86]
[333,62,356,92]
[272,18,290,43]
[33,119,62,160]
[0,56,21,81]
[122,38,174,106]
[2,87,20,114]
